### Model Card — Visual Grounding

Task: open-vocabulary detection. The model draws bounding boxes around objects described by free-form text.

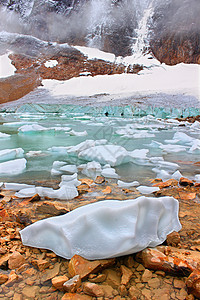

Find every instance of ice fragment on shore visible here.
[101,167,119,179]
[81,161,102,178]
[44,60,58,68]
[194,174,200,183]
[3,183,35,191]
[15,187,37,198]
[20,196,182,260]
[117,180,139,188]
[152,168,170,181]
[159,144,187,153]
[0,148,24,162]
[60,165,78,174]
[136,186,160,194]
[172,170,183,181]
[0,158,27,176]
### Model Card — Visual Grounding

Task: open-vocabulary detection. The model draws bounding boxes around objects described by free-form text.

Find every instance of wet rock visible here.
[179,192,196,201]
[41,262,60,283]
[0,274,8,284]
[83,282,104,297]
[77,184,90,194]
[21,286,40,299]
[141,269,153,282]
[102,186,112,194]
[153,179,178,189]
[36,201,70,216]
[148,277,161,288]
[94,176,105,184]
[0,254,11,270]
[179,177,194,187]
[186,270,200,299]
[88,273,106,283]
[52,275,69,291]
[68,255,115,280]
[80,179,94,186]
[120,265,133,285]
[32,259,50,271]
[118,284,127,297]
[8,251,26,270]
[137,246,200,276]
[103,269,121,289]
[4,270,22,287]
[63,275,81,293]
[166,232,181,247]
[0,73,41,104]
[62,293,92,300]
[129,286,141,299]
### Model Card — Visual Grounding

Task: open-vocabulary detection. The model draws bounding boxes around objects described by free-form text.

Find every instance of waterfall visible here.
[131,0,154,58]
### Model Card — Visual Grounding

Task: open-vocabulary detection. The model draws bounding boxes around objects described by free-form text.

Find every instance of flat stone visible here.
[68,255,115,280]
[148,277,161,288]
[166,232,181,247]
[41,263,60,283]
[89,274,106,283]
[63,275,81,293]
[173,279,186,289]
[141,269,153,282]
[52,275,69,291]
[120,265,133,285]
[129,286,141,299]
[8,251,26,270]
[80,179,94,186]
[102,186,112,194]
[179,191,196,201]
[4,270,22,287]
[94,176,105,184]
[100,284,114,298]
[36,201,69,216]
[153,179,178,188]
[83,282,104,297]
[21,286,40,299]
[103,269,121,289]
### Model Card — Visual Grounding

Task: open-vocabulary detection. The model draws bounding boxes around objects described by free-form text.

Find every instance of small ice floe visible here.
[194,174,200,183]
[136,186,160,194]
[44,60,58,68]
[152,168,170,181]
[155,161,179,171]
[0,148,24,162]
[0,158,27,176]
[59,174,81,188]
[190,121,200,131]
[172,170,183,181]
[117,180,139,188]
[173,132,194,143]
[59,165,78,174]
[26,151,47,158]
[20,196,181,260]
[51,126,71,132]
[188,139,200,152]
[67,139,107,155]
[69,130,88,136]
[2,183,35,191]
[159,144,187,153]
[18,124,48,133]
[0,132,10,138]
[16,184,78,200]
[101,167,119,179]
[81,161,102,178]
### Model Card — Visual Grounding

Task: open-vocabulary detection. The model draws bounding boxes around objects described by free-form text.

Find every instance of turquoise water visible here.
[0,105,200,184]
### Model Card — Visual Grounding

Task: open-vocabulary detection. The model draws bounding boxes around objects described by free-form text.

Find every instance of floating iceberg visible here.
[18,124,48,133]
[69,130,88,136]
[0,158,27,176]
[20,196,181,260]
[0,148,24,162]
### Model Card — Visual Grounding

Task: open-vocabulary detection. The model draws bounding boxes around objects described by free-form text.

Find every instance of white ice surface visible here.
[44,60,58,68]
[117,180,139,188]
[0,53,16,78]
[0,158,27,176]
[0,132,10,138]
[136,186,160,194]
[101,167,119,179]
[20,196,182,260]
[0,148,24,162]
[3,183,35,191]
[69,130,88,136]
[74,46,116,62]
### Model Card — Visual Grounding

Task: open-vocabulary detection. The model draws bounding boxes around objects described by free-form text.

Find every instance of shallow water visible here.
[0,105,200,185]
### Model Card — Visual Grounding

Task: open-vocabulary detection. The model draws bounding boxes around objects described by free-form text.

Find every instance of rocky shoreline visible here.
[0,174,200,299]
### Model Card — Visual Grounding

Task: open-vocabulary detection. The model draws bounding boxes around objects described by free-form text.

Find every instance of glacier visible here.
[20,196,182,260]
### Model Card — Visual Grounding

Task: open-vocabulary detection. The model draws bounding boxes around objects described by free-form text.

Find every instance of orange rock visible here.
[0,253,12,269]
[8,251,26,270]
[153,179,178,188]
[52,275,69,291]
[83,282,104,297]
[62,293,92,300]
[179,177,194,186]
[68,255,115,280]
[166,232,181,247]
[0,273,8,284]
[120,265,133,285]
[186,270,200,299]
[102,186,112,194]
[94,176,105,184]
[5,270,22,287]
[179,192,196,201]
[63,275,81,293]
[32,259,50,271]
[80,179,94,186]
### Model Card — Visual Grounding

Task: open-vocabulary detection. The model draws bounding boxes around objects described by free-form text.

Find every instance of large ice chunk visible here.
[0,158,27,176]
[20,196,182,260]
[3,183,35,191]
[0,148,24,162]
[0,132,10,138]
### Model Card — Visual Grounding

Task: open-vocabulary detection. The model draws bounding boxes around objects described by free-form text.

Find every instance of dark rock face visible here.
[150,0,200,65]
